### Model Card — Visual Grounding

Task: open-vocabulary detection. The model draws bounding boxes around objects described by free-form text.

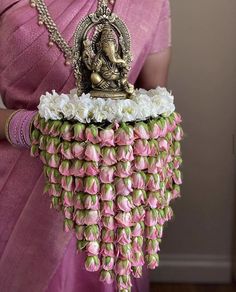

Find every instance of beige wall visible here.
[151,0,236,283]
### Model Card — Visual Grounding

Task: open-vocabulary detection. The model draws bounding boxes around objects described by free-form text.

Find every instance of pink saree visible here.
[0,0,171,291]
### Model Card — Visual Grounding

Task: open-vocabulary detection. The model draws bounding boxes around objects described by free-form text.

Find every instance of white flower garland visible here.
[38,87,175,123]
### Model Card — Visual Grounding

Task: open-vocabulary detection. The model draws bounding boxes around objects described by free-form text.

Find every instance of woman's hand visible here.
[0,109,15,140]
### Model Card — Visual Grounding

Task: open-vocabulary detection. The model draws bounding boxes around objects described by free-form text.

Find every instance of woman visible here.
[0,0,171,291]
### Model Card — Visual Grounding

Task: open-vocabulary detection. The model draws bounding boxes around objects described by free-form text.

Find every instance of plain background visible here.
[150,0,236,283]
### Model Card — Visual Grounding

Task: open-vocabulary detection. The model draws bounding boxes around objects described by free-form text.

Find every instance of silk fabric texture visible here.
[0,1,171,291]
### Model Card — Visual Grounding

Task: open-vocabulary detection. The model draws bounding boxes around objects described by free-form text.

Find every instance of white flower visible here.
[38,86,176,123]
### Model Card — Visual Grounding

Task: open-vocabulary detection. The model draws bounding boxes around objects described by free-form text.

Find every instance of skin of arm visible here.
[136,47,171,90]
[0,48,171,141]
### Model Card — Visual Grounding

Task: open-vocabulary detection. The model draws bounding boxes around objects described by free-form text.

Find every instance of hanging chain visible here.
[30,0,116,66]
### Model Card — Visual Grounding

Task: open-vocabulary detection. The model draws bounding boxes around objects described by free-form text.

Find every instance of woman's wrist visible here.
[5,110,38,148]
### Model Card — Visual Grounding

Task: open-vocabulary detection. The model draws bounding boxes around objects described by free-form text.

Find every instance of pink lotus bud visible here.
[59,160,71,176]
[166,132,174,144]
[99,270,115,284]
[100,166,115,183]
[132,251,144,267]
[159,138,169,151]
[115,124,134,146]
[117,243,132,260]
[84,195,99,210]
[85,125,101,144]
[146,174,160,191]
[60,121,73,141]
[100,184,115,201]
[134,139,150,156]
[166,115,176,132]
[62,191,74,207]
[74,177,84,192]
[173,141,181,156]
[73,123,85,141]
[31,129,40,145]
[71,142,85,159]
[30,144,40,157]
[84,176,100,195]
[64,218,74,232]
[145,209,158,226]
[172,112,182,124]
[149,119,161,139]
[86,241,100,255]
[60,141,74,159]
[83,161,99,176]
[115,259,132,276]
[61,176,74,191]
[145,226,158,239]
[39,135,47,151]
[145,254,159,270]
[157,224,164,238]
[116,161,132,178]
[100,128,115,146]
[132,189,146,207]
[146,191,160,209]
[76,239,87,251]
[134,122,150,139]
[134,156,148,171]
[146,239,160,254]
[33,113,41,129]
[117,275,132,290]
[164,206,174,221]
[132,206,145,223]
[172,184,181,199]
[75,210,85,225]
[102,216,115,230]
[63,206,73,219]
[71,160,85,177]
[132,171,146,189]
[116,227,132,244]
[132,222,145,237]
[132,236,144,253]
[84,224,100,241]
[47,183,62,197]
[115,212,132,227]
[50,196,61,210]
[148,139,159,157]
[101,243,115,257]
[173,156,183,169]
[101,228,115,243]
[158,118,168,137]
[47,153,61,168]
[117,195,134,212]
[85,255,100,272]
[47,168,61,184]
[75,225,85,240]
[147,157,159,174]
[101,201,115,216]
[39,150,47,164]
[85,143,101,162]
[165,191,172,205]
[132,266,142,278]
[102,256,115,271]
[46,137,60,154]
[84,210,100,225]
[115,177,133,196]
[102,147,117,166]
[173,169,182,185]
[117,145,134,162]
[48,120,62,137]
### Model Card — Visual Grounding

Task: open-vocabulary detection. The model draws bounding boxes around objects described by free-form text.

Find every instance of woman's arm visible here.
[136,47,171,90]
[0,109,15,140]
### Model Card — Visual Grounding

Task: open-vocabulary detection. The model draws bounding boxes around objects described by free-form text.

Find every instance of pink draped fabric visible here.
[0,1,171,291]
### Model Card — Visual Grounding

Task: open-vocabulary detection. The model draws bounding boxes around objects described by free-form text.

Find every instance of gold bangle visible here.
[5,109,23,145]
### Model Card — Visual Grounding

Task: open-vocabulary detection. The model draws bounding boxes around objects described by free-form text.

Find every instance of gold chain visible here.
[30,0,116,66]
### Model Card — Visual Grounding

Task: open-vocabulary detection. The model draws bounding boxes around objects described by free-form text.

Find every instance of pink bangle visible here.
[6,110,37,148]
